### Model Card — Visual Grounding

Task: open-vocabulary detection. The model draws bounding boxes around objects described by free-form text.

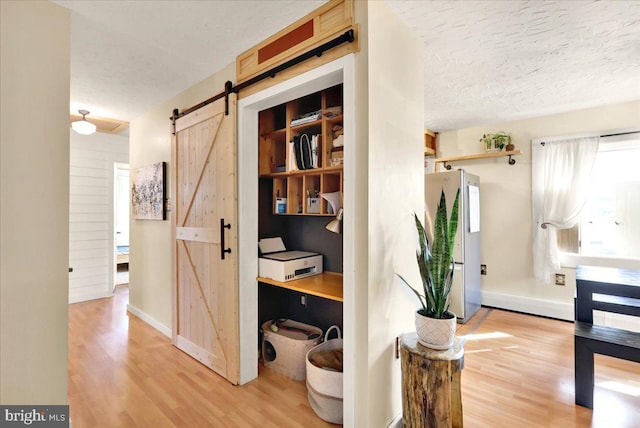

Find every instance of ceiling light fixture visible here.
[71,109,97,135]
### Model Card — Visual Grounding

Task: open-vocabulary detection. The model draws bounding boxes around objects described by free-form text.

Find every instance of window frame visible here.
[531,127,640,270]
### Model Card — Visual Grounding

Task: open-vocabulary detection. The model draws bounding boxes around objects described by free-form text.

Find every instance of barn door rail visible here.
[171,29,355,134]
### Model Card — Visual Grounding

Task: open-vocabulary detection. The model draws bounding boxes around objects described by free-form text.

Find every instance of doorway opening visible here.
[114,163,130,293]
[238,55,356,425]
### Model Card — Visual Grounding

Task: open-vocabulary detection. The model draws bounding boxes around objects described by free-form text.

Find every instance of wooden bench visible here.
[574,265,640,408]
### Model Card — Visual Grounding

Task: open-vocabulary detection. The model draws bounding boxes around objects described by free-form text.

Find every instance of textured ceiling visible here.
[54,0,325,121]
[387,0,640,131]
[55,0,640,131]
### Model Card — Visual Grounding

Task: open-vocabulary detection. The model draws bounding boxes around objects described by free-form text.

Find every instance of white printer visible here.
[258,237,323,282]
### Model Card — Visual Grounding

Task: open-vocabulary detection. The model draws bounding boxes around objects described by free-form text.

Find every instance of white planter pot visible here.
[415,311,456,350]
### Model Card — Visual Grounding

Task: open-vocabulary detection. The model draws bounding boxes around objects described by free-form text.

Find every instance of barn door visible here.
[171,94,239,384]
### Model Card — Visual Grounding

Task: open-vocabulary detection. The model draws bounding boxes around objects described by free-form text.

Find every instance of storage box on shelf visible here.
[259,84,344,216]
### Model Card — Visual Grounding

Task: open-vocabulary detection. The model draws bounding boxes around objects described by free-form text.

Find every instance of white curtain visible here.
[533,136,599,283]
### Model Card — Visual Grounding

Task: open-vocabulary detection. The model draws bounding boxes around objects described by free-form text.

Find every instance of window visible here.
[558,136,640,258]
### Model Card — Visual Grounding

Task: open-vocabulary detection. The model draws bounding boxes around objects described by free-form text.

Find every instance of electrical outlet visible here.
[555,273,566,286]
[300,295,307,306]
[481,264,487,275]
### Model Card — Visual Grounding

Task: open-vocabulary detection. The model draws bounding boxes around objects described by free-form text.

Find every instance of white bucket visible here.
[262,319,322,381]
[306,325,343,424]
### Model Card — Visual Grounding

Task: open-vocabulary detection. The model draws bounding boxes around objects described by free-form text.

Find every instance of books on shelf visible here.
[291,111,321,127]
[288,140,298,172]
[291,107,342,127]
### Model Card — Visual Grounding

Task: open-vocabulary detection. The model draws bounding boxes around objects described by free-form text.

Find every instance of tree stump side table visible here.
[400,333,464,428]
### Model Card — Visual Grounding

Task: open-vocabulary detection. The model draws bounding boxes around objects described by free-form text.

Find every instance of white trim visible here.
[341,55,356,428]
[127,303,172,338]
[481,291,574,321]
[387,413,403,428]
[237,92,259,386]
[237,55,356,426]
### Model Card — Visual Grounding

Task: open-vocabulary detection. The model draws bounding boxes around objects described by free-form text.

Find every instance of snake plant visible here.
[397,188,460,319]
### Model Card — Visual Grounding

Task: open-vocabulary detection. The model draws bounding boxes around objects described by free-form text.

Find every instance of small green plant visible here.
[397,188,460,319]
[479,132,511,151]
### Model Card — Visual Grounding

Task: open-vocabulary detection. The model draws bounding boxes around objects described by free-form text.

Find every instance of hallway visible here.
[68,289,640,427]
[68,287,332,427]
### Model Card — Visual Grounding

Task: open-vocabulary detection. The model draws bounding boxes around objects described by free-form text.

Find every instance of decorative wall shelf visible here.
[435,150,522,170]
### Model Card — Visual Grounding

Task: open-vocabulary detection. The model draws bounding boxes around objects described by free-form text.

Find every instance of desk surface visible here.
[257,272,343,302]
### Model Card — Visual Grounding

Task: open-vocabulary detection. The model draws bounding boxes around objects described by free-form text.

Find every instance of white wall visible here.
[69,131,129,303]
[129,63,235,333]
[0,0,70,404]
[361,1,425,425]
[438,100,640,320]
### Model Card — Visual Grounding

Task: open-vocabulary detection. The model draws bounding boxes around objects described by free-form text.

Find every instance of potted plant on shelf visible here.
[480,132,512,152]
[397,188,460,350]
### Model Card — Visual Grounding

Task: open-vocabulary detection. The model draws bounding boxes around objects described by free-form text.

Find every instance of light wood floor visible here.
[69,289,640,427]
[457,308,640,428]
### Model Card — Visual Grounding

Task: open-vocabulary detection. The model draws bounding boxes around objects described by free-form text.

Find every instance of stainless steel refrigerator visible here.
[425,169,481,323]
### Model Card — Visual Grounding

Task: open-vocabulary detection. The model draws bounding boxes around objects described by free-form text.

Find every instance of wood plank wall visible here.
[69,132,128,303]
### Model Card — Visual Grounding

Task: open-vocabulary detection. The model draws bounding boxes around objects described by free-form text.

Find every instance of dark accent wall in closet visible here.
[258,283,343,341]
[257,178,344,343]
[258,179,343,272]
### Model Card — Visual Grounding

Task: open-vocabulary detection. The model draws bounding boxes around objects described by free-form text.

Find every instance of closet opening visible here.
[238,56,356,426]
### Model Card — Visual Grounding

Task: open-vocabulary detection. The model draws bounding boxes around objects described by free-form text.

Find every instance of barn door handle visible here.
[220,218,232,260]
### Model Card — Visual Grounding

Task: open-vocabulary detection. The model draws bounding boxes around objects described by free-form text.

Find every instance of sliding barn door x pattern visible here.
[171,94,239,384]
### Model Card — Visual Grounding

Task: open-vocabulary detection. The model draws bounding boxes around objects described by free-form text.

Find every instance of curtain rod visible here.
[540,130,639,146]
[599,130,639,138]
[170,29,355,133]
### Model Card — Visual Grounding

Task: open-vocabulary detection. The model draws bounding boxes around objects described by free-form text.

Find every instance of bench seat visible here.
[574,265,640,409]
[575,322,640,361]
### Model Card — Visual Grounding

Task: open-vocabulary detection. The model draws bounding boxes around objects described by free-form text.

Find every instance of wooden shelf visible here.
[259,84,344,216]
[271,212,336,217]
[259,165,343,179]
[258,272,343,302]
[326,114,344,124]
[435,150,521,169]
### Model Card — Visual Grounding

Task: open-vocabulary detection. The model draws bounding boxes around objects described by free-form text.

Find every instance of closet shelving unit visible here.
[259,84,344,216]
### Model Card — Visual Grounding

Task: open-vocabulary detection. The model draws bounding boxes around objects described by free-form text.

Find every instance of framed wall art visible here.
[131,161,166,220]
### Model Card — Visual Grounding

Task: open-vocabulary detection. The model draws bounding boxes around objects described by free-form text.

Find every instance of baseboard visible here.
[481,291,574,321]
[126,304,172,338]
[388,413,403,428]
[68,291,112,304]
